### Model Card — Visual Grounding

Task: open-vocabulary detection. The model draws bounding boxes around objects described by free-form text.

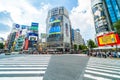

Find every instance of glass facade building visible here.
[105,0,120,23]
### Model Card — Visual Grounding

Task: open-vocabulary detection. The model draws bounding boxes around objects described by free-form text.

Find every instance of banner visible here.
[97,32,120,46]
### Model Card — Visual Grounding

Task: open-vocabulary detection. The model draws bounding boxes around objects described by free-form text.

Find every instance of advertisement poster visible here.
[24,39,29,50]
[97,32,120,46]
[49,15,62,23]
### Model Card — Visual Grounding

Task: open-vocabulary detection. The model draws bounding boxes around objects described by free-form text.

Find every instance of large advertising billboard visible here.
[97,32,120,46]
[28,33,38,41]
[49,15,62,24]
[92,3,108,33]
[49,26,61,34]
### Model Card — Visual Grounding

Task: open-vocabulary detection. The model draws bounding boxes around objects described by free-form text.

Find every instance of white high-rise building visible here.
[73,29,84,45]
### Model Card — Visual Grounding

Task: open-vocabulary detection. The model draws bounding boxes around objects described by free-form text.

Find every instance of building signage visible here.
[97,32,120,46]
[31,22,38,27]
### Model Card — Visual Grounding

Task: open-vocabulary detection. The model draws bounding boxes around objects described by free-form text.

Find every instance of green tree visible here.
[87,39,97,48]
[74,44,77,50]
[79,45,88,50]
[113,20,120,36]
[78,45,82,50]
[0,43,4,49]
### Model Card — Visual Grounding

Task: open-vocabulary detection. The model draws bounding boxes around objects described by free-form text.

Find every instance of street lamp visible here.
[114,27,118,54]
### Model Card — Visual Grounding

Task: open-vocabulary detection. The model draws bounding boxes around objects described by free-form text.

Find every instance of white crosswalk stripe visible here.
[0,55,51,80]
[83,57,120,80]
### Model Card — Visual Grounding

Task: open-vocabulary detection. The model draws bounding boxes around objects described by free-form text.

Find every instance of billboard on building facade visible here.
[24,39,29,50]
[92,3,108,33]
[49,26,61,34]
[28,33,38,41]
[30,22,39,30]
[97,32,120,46]
[49,15,62,24]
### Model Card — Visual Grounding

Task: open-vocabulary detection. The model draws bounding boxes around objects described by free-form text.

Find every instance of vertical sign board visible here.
[24,39,29,50]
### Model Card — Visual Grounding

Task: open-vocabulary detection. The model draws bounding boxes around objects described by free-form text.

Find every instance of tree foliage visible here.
[113,20,120,35]
[78,45,88,50]
[87,39,97,48]
[74,44,77,50]
[0,43,4,49]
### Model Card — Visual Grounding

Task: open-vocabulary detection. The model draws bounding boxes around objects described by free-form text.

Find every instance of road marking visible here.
[0,71,45,74]
[87,65,120,71]
[85,70,120,78]
[0,67,47,70]
[0,64,48,67]
[84,74,112,80]
[86,67,120,74]
[0,77,43,80]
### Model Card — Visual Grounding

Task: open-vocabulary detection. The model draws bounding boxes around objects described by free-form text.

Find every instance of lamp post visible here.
[114,27,118,54]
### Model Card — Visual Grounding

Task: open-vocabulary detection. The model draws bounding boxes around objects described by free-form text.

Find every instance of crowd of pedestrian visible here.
[87,50,120,58]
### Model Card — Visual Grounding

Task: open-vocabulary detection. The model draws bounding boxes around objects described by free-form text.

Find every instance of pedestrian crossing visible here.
[83,57,120,80]
[0,55,51,80]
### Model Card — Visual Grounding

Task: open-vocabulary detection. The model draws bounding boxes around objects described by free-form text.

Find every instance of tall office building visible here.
[91,0,120,34]
[103,0,120,28]
[91,0,120,47]
[46,7,71,52]
[73,29,84,45]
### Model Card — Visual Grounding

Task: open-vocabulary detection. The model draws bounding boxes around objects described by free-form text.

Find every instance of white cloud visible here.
[70,0,95,41]
[0,0,52,40]
[0,0,95,42]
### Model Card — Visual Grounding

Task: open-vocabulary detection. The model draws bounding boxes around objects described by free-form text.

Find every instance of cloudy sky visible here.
[0,0,95,42]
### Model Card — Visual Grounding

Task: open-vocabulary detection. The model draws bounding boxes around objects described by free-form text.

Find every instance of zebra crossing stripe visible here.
[0,67,47,70]
[85,70,120,78]
[87,65,120,71]
[0,64,48,67]
[87,63,120,69]
[84,74,112,80]
[86,67,120,74]
[0,55,51,80]
[0,77,43,80]
[0,71,45,74]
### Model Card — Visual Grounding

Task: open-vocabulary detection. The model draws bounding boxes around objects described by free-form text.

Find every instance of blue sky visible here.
[27,0,78,12]
[0,0,95,42]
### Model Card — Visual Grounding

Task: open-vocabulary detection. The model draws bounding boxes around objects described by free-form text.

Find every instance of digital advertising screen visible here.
[49,16,62,23]
[28,33,38,41]
[49,26,61,34]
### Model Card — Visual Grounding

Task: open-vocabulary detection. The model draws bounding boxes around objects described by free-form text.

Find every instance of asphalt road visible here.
[1,54,120,80]
[43,54,89,80]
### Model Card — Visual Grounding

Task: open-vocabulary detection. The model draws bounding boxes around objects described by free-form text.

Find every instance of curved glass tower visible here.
[91,0,109,34]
